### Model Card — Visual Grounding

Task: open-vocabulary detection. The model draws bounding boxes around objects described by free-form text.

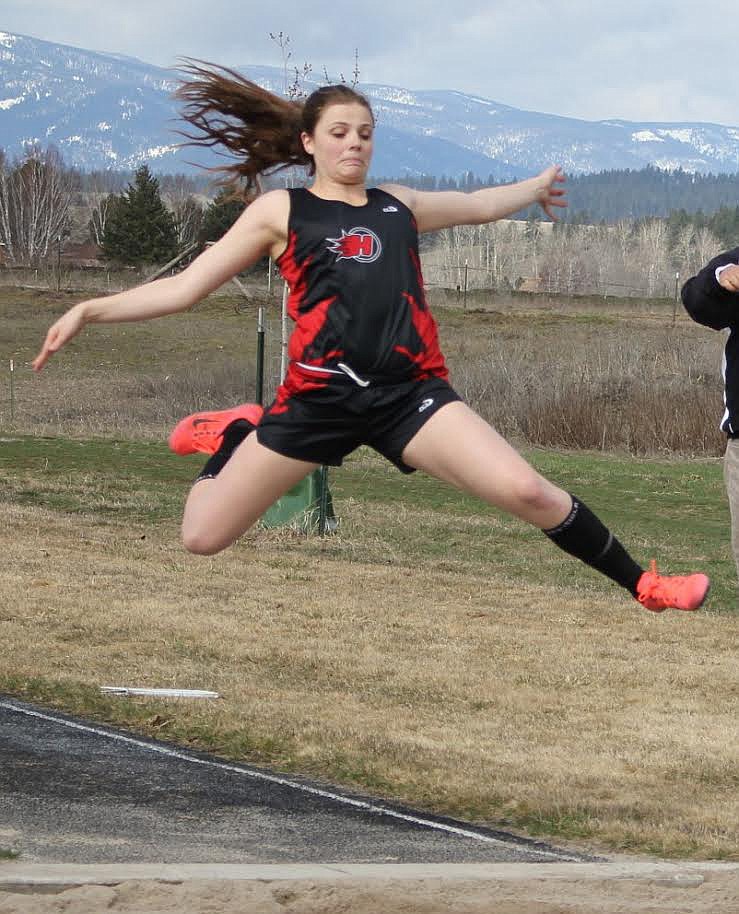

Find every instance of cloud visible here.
[2,1,738,125]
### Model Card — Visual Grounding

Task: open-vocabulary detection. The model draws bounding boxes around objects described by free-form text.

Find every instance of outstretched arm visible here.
[32,190,289,371]
[383,166,566,233]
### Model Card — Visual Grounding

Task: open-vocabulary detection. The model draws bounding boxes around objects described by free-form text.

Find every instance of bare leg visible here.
[181,432,318,555]
[400,400,709,611]
[401,401,572,528]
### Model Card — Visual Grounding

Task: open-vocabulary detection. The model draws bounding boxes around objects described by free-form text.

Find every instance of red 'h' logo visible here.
[326,227,382,263]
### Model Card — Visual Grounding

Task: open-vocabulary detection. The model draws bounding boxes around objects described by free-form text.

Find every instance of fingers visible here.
[33,306,85,371]
[544,164,565,184]
[543,203,564,222]
[719,266,739,292]
[539,166,567,221]
[32,328,60,372]
[32,344,52,372]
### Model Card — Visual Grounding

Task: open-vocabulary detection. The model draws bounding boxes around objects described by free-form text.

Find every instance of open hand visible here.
[718,264,739,293]
[535,165,567,221]
[32,304,86,372]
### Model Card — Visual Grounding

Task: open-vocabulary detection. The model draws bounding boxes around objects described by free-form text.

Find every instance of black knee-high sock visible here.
[543,495,644,595]
[195,419,253,482]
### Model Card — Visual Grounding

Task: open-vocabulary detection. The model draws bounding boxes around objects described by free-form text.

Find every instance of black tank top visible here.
[276,187,448,384]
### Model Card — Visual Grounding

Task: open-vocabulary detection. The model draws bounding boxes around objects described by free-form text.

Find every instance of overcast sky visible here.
[3,1,739,126]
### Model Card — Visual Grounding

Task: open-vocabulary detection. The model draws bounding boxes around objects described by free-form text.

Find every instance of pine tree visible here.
[198,189,245,244]
[102,165,178,264]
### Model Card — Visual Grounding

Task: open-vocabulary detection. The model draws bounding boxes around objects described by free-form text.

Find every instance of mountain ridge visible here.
[1,30,738,178]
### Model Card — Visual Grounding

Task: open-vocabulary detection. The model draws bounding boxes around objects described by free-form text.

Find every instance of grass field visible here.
[0,283,728,454]
[0,286,737,860]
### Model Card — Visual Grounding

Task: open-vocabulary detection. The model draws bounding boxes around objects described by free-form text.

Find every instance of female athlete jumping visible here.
[33,66,709,612]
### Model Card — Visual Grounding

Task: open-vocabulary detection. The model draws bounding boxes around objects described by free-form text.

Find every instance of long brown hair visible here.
[175,61,374,198]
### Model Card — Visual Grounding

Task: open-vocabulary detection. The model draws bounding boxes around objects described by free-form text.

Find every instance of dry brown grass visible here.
[2,284,737,859]
[455,324,725,455]
[2,488,737,860]
[0,286,726,456]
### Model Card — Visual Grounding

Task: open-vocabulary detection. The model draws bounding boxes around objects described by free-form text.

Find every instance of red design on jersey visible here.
[394,293,448,380]
[268,363,329,415]
[277,230,310,320]
[276,229,345,396]
[326,227,382,263]
[287,295,341,365]
[393,248,448,380]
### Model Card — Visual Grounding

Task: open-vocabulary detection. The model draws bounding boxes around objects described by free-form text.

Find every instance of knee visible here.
[181,524,227,556]
[509,470,558,512]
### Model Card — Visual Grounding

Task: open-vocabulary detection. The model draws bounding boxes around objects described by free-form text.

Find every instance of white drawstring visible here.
[337,362,371,387]
[296,360,371,388]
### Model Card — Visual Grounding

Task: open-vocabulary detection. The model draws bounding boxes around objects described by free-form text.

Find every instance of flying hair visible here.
[174,60,374,200]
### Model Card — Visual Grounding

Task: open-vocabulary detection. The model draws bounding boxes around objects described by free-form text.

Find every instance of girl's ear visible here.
[300,131,314,156]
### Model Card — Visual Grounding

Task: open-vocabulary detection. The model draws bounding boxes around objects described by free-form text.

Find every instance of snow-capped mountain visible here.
[2,30,739,178]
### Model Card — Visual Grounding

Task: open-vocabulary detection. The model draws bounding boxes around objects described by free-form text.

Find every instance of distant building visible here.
[60,241,103,268]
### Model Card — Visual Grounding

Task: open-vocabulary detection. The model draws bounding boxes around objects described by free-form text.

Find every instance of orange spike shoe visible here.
[636,560,710,612]
[168,403,264,456]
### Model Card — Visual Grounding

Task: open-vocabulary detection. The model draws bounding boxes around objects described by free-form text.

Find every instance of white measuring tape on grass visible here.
[100,687,220,699]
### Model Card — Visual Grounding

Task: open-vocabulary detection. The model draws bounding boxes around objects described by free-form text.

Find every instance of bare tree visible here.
[672,224,696,277]
[635,219,671,296]
[612,219,634,265]
[88,193,114,247]
[170,194,204,247]
[270,30,360,100]
[0,146,72,265]
[0,149,13,262]
[693,226,722,269]
[86,169,128,247]
[160,175,204,247]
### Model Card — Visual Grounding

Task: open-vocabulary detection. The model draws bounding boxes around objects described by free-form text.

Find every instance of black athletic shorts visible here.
[256,375,461,473]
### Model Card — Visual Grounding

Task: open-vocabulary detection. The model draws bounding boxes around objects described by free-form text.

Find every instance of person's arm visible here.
[382,166,566,233]
[32,190,289,371]
[681,246,739,331]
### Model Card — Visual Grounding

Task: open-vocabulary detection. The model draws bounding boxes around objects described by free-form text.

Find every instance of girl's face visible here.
[301,102,374,185]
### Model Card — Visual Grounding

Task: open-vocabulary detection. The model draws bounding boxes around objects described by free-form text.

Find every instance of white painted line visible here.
[0,698,581,861]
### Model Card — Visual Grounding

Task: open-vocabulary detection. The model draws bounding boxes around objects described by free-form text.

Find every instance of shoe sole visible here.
[689,578,711,611]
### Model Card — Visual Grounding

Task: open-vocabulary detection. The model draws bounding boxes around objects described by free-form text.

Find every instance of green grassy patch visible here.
[0,435,198,522]
[1,435,733,609]
[1,433,736,857]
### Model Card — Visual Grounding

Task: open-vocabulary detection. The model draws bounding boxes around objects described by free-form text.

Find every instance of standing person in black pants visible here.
[682,247,739,579]
[33,65,709,613]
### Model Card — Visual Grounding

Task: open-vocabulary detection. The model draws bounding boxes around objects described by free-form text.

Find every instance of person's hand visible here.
[32,304,87,372]
[718,264,739,293]
[534,165,567,221]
